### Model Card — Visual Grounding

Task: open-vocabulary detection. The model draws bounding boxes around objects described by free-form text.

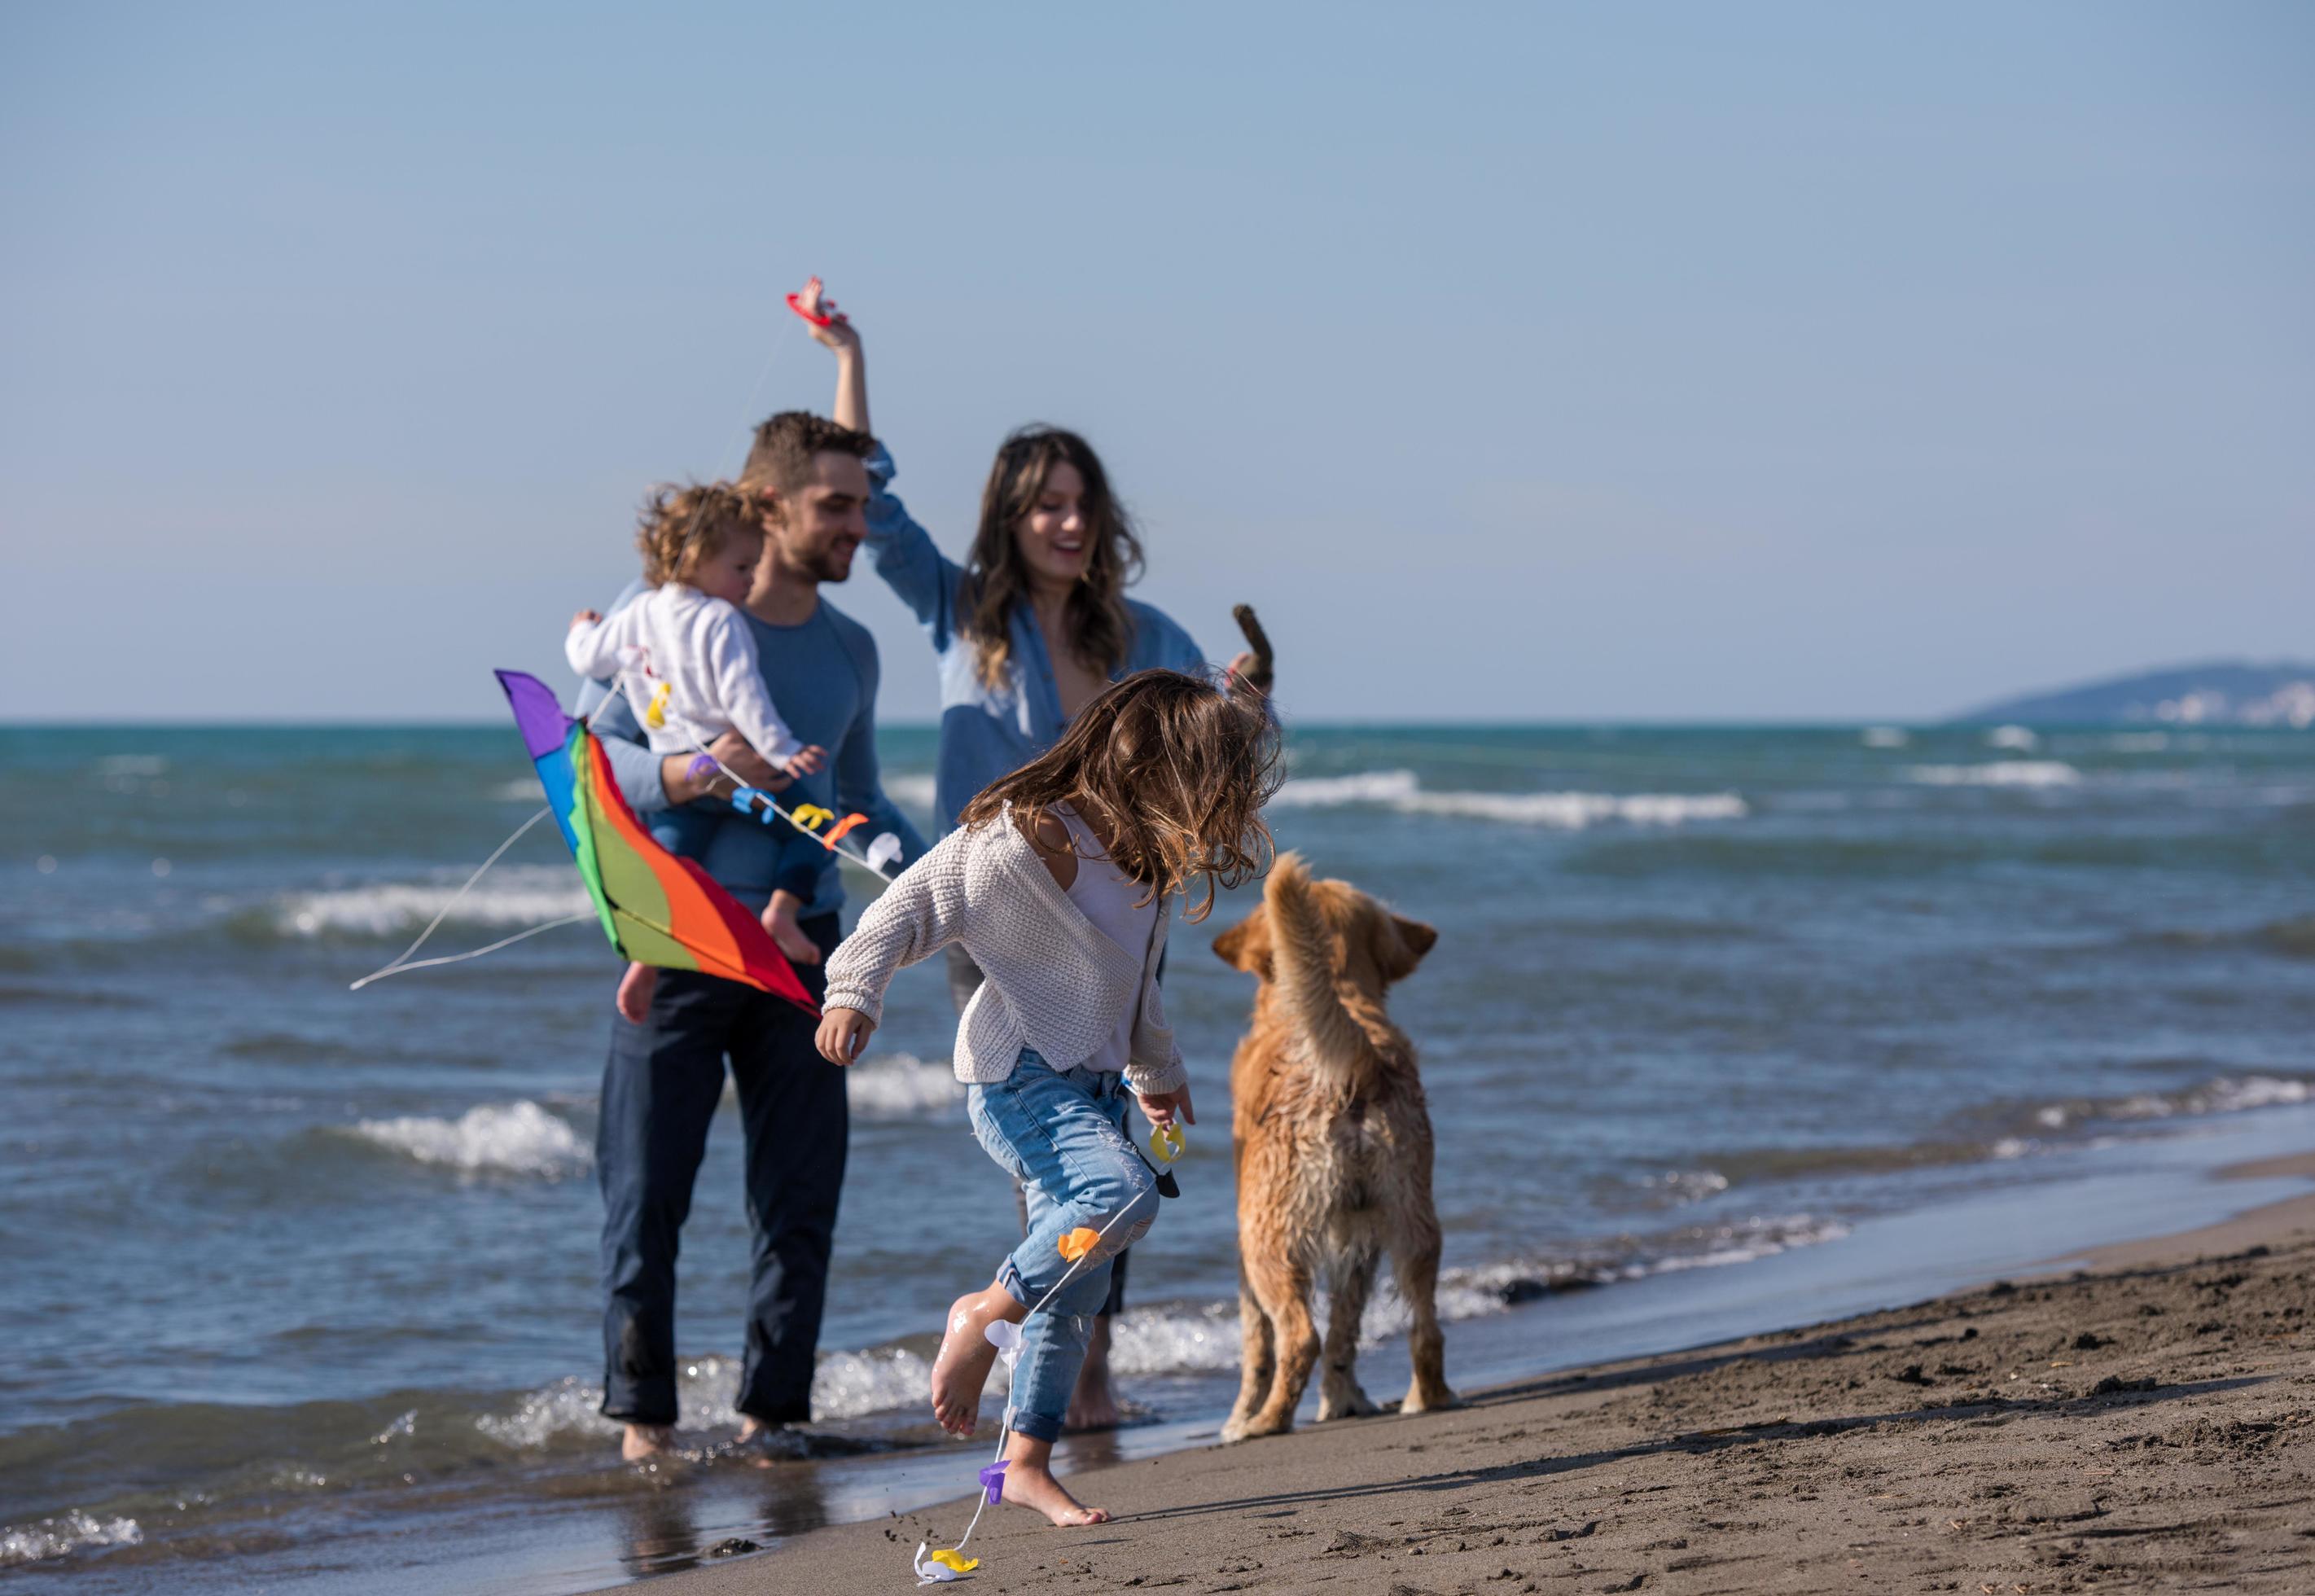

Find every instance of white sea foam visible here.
[847,1054,965,1119]
[0,1510,143,1568]
[1986,725,2040,751]
[883,774,938,813]
[2104,1075,2313,1121]
[479,1348,940,1447]
[1861,727,1909,748]
[94,755,169,777]
[1639,1168,1732,1205]
[349,1101,591,1178]
[479,1213,1857,1437]
[1908,761,2082,788]
[489,778,543,802]
[277,866,589,938]
[1271,769,1745,828]
[1623,1215,1852,1277]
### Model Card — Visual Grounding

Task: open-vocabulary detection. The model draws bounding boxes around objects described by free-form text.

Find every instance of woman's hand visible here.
[571,608,603,631]
[808,313,861,357]
[1137,1084,1196,1129]
[816,1006,876,1065]
[796,278,869,433]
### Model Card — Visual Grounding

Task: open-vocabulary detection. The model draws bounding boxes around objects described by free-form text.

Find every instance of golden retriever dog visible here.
[1210,853,1454,1442]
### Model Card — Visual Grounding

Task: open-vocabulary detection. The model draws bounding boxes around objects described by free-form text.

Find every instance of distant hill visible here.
[1957,660,2315,728]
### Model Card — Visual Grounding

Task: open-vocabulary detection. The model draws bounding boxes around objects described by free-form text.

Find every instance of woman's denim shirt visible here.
[863,446,1210,832]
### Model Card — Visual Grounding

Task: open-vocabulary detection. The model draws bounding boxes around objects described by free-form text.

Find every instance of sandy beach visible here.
[662,1160,2315,1595]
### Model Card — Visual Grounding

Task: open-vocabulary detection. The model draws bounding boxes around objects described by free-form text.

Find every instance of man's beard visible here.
[799,541,857,584]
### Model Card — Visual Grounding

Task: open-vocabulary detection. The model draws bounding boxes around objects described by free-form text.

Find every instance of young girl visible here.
[567,483,831,1016]
[816,669,1281,1524]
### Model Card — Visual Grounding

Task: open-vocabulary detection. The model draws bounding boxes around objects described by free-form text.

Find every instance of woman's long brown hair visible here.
[960,427,1144,691]
[958,669,1282,922]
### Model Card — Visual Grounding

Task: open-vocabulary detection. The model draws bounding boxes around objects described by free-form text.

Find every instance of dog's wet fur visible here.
[1211,853,1457,1441]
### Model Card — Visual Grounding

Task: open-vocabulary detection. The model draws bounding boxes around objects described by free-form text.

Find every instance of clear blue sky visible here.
[3,2,2308,723]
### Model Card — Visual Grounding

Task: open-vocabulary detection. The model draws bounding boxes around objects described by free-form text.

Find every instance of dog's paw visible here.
[1221,1410,1294,1444]
[1316,1384,1380,1423]
[1399,1384,1462,1417]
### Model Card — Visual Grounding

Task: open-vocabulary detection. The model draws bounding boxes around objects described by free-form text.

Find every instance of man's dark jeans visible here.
[598,913,843,1427]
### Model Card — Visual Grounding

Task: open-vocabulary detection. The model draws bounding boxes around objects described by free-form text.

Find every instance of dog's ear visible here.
[1370,913,1437,983]
[1212,905,1274,979]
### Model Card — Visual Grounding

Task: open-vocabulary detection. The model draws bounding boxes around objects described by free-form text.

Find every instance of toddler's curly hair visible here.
[635,481,764,588]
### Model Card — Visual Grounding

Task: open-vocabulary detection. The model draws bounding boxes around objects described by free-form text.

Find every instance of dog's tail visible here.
[1265,853,1383,1094]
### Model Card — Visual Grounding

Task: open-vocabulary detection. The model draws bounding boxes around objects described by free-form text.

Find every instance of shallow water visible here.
[3,720,2312,1589]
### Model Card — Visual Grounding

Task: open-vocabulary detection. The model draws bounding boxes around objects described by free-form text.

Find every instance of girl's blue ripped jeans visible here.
[966,1049,1160,1443]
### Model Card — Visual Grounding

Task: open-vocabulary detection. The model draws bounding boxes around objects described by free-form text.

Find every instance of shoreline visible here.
[656,1152,2315,1594]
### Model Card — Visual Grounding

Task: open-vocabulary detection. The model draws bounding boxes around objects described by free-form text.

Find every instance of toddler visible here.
[567,482,830,1017]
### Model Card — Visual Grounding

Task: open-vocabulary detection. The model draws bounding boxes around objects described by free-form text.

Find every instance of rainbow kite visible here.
[495,669,817,1014]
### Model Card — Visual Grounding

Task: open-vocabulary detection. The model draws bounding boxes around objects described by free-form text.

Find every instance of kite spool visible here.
[785,274,847,328]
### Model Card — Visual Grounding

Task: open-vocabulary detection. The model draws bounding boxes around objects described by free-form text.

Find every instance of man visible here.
[580,411,926,1460]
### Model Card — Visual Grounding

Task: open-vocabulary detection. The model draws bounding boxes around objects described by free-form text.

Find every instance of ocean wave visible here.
[883,774,938,813]
[1986,725,2041,751]
[0,1510,142,1568]
[1717,1072,2315,1187]
[1907,761,2081,788]
[1273,769,1746,827]
[474,1212,1857,1432]
[344,1101,591,1178]
[1861,727,1909,748]
[480,1347,938,1447]
[2138,909,2315,958]
[848,1054,965,1119]
[274,866,589,939]
[2029,1073,2313,1129]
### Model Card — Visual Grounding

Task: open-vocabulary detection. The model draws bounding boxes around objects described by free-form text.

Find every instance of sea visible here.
[4,720,2313,1591]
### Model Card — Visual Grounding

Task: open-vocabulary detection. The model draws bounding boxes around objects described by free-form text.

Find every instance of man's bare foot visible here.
[616,962,657,1024]
[621,1422,676,1461]
[1000,1459,1110,1526]
[763,910,822,967]
[930,1287,1015,1436]
[1064,1316,1121,1431]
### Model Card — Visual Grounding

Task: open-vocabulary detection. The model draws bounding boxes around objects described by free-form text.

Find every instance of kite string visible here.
[348,293,813,997]
[348,913,598,987]
[591,673,900,881]
[348,806,556,991]
[922,1192,1149,1581]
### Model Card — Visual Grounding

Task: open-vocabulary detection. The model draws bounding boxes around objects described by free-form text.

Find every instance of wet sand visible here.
[655,1159,2315,1594]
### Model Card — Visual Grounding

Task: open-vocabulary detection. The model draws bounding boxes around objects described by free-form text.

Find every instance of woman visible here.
[808,304,1260,1429]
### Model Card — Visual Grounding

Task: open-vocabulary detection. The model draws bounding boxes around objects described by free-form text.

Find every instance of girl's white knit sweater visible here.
[822,809,1186,1095]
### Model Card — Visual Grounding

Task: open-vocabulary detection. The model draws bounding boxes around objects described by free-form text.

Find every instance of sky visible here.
[2,2,2308,724]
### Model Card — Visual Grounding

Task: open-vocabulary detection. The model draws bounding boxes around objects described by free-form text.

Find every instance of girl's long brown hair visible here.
[958,669,1282,922]
[961,427,1144,691]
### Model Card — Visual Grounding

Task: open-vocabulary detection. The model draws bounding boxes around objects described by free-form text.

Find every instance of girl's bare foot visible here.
[616,962,657,1024]
[1000,1458,1110,1526]
[930,1287,1015,1436]
[621,1422,676,1461]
